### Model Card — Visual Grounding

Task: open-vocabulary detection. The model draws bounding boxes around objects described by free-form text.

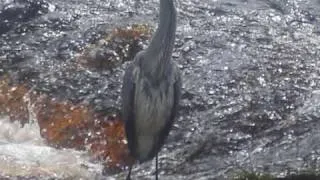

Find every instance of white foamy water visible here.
[0,117,104,179]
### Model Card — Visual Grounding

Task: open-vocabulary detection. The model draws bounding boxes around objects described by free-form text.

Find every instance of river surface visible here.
[1,0,320,179]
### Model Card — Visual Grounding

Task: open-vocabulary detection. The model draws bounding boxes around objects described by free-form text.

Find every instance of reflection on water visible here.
[0,117,103,179]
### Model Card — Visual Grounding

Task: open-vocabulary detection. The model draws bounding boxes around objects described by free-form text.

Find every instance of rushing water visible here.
[0,117,104,179]
[1,0,320,179]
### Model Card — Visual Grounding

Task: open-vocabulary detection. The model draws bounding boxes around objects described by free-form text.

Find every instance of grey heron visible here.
[121,0,181,179]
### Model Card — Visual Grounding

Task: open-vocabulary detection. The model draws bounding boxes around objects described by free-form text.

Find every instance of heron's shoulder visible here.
[124,52,143,76]
[130,51,145,70]
[133,50,146,63]
[170,62,181,82]
[125,60,141,82]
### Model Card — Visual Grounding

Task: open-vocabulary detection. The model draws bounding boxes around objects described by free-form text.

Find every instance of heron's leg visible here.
[126,165,132,180]
[155,154,158,180]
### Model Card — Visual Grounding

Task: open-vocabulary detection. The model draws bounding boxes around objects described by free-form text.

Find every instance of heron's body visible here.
[121,0,180,179]
[125,59,179,162]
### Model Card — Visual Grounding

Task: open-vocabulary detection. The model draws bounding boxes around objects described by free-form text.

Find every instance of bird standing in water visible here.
[121,0,181,179]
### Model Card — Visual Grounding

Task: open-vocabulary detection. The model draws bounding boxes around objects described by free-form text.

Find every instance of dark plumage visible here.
[121,0,181,179]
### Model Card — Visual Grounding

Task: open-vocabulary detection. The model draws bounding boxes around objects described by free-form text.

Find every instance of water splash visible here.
[0,117,103,179]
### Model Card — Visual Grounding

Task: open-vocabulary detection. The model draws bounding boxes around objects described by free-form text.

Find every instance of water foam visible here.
[0,117,103,179]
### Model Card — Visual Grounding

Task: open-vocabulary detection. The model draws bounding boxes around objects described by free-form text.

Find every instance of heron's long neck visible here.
[143,0,176,79]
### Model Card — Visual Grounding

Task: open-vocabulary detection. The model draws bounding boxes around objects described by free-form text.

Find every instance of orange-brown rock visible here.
[88,115,135,169]
[35,97,91,148]
[0,75,30,125]
[78,24,152,70]
[111,24,152,40]
[34,96,132,169]
[0,75,132,170]
[0,24,149,171]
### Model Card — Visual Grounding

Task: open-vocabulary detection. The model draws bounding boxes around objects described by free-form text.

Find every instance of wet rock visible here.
[0,0,49,35]
[276,174,320,180]
[0,75,30,125]
[235,172,320,180]
[0,75,132,170]
[78,24,151,70]
[1,0,320,179]
[0,175,56,180]
[34,95,132,169]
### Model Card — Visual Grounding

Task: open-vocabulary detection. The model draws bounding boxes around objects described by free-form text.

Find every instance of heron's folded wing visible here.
[157,70,181,149]
[121,64,136,155]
